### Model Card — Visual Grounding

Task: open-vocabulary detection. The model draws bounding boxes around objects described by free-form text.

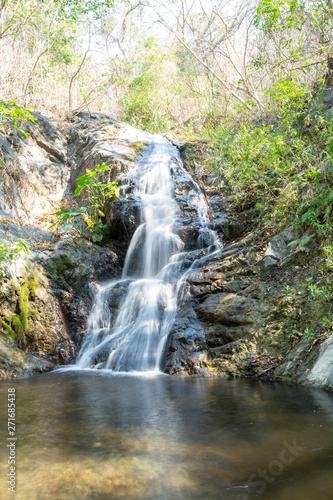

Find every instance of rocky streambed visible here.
[0,111,333,391]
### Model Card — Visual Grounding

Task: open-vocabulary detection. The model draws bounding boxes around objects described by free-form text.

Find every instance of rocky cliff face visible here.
[0,114,69,223]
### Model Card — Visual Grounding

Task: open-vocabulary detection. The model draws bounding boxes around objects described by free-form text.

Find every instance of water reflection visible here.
[0,374,333,499]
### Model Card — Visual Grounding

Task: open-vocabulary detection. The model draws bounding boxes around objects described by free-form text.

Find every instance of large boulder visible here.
[68,112,152,191]
[0,113,70,223]
[162,302,208,375]
[196,292,267,348]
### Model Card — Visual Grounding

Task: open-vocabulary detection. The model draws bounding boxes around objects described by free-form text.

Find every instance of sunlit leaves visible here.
[254,0,307,33]
[0,101,36,135]
[0,238,29,278]
[56,0,114,20]
[52,164,120,243]
[265,77,310,125]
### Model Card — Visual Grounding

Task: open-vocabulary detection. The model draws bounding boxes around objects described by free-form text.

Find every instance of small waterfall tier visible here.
[76,137,220,372]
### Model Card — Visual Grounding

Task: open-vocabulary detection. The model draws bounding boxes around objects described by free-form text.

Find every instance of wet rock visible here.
[0,112,153,379]
[185,351,211,376]
[182,227,215,251]
[104,195,141,243]
[162,302,207,375]
[105,280,132,326]
[42,238,121,347]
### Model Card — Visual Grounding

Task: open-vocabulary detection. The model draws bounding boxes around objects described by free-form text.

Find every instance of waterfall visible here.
[76,137,220,373]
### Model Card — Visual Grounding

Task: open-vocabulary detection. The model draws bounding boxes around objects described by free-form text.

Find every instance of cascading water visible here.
[76,137,221,373]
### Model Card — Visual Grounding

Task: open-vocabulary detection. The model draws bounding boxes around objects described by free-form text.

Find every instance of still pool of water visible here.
[1,371,333,500]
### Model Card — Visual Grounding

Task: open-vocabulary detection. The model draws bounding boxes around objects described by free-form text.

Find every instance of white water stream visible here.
[76,137,220,372]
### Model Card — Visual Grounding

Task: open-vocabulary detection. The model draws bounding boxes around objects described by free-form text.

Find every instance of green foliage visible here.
[54,206,109,242]
[307,282,332,301]
[322,245,333,273]
[255,0,333,36]
[288,235,313,253]
[287,327,299,339]
[52,206,88,236]
[254,0,306,33]
[74,163,119,199]
[52,164,119,242]
[266,77,310,126]
[287,324,318,344]
[295,187,333,240]
[304,327,315,342]
[320,315,333,329]
[121,73,172,132]
[0,239,29,278]
[56,0,114,20]
[0,101,36,136]
[119,40,182,132]
[205,104,333,250]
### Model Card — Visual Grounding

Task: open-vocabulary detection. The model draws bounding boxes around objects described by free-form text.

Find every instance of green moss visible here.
[16,272,42,332]
[9,280,19,293]
[19,279,29,331]
[130,142,145,156]
[2,321,17,342]
[29,272,39,298]
[48,254,73,277]
[12,315,23,335]
[28,309,38,319]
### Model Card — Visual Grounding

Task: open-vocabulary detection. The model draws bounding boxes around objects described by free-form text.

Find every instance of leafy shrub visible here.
[205,110,333,250]
[0,101,36,136]
[0,239,29,278]
[52,164,120,242]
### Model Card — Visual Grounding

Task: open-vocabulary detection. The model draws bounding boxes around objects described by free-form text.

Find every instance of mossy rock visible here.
[19,279,30,331]
[130,141,146,156]
[12,315,23,336]
[29,272,39,298]
[1,321,17,342]
[48,253,73,277]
